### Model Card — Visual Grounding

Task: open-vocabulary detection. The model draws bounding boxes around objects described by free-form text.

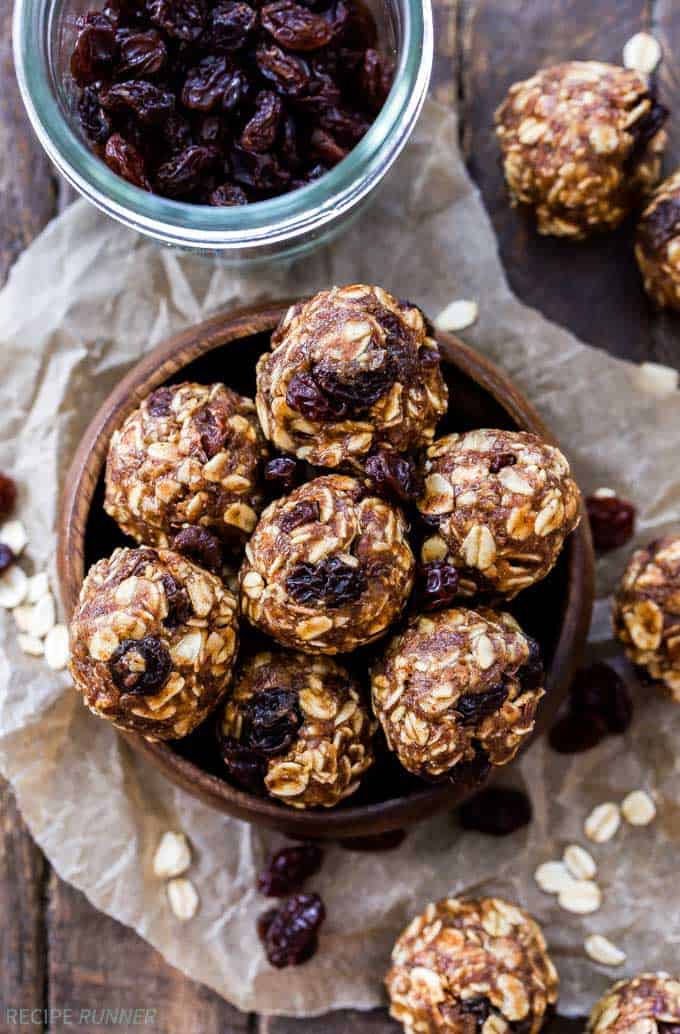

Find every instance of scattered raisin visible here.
[365,449,420,504]
[264,456,303,494]
[456,684,508,725]
[548,712,608,754]
[104,132,151,189]
[570,662,633,735]
[220,735,267,793]
[415,562,459,612]
[458,786,532,836]
[0,473,17,518]
[109,636,172,695]
[279,500,320,532]
[161,573,193,627]
[259,892,325,967]
[0,543,15,574]
[339,829,406,851]
[287,556,366,606]
[489,452,517,474]
[257,844,323,896]
[586,494,635,552]
[242,688,303,755]
[171,525,224,573]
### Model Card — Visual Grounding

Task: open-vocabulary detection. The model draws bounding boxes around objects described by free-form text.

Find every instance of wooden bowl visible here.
[57,301,595,840]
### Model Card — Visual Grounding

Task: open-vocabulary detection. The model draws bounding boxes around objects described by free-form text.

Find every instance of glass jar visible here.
[13,0,433,264]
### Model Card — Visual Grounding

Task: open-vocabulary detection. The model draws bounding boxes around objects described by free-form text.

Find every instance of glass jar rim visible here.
[13,0,433,250]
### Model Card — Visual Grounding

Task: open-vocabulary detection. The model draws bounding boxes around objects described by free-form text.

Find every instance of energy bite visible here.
[495,61,667,239]
[386,897,559,1034]
[636,170,680,309]
[105,382,268,551]
[371,607,544,780]
[69,546,239,738]
[255,285,448,469]
[219,649,375,808]
[417,430,580,600]
[613,534,680,701]
[588,973,680,1033]
[239,474,415,653]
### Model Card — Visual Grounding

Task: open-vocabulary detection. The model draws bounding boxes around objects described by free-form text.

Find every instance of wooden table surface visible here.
[2,1,679,1030]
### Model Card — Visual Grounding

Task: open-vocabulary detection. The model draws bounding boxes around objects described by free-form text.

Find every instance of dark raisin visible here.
[117,28,167,76]
[163,112,193,152]
[104,132,151,189]
[193,404,226,457]
[257,907,278,940]
[100,80,175,124]
[286,556,366,606]
[456,684,508,725]
[261,0,335,51]
[416,562,459,612]
[129,547,161,576]
[285,371,347,421]
[109,636,172,695]
[639,196,680,253]
[78,85,112,144]
[71,12,118,85]
[570,662,633,735]
[489,452,517,474]
[259,892,325,967]
[221,734,267,793]
[309,127,347,165]
[517,636,544,692]
[256,41,310,97]
[209,182,249,204]
[459,997,492,1028]
[155,145,216,196]
[279,500,320,533]
[147,386,174,416]
[313,362,393,412]
[658,1026,680,1033]
[356,47,392,113]
[365,449,419,504]
[264,456,303,494]
[0,543,15,574]
[230,144,290,192]
[161,573,192,627]
[182,55,241,112]
[146,0,206,40]
[339,829,406,851]
[257,844,323,896]
[548,712,608,754]
[278,113,302,170]
[242,688,303,755]
[0,473,17,518]
[626,96,669,170]
[171,525,224,573]
[240,89,282,152]
[317,104,368,147]
[458,786,532,836]
[205,0,257,50]
[586,494,636,552]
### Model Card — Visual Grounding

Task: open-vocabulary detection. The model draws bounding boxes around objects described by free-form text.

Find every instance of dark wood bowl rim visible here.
[57,300,595,839]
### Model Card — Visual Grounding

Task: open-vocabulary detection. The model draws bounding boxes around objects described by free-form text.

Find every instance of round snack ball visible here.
[69,546,239,739]
[613,534,680,701]
[636,170,680,309]
[371,607,544,779]
[588,973,680,1033]
[417,430,581,600]
[239,474,415,654]
[386,896,559,1034]
[495,61,667,239]
[105,382,268,551]
[219,649,375,808]
[255,285,448,470]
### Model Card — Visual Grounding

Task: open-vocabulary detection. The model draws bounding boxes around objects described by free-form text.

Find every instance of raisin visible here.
[287,556,366,606]
[109,636,172,695]
[549,712,608,754]
[104,132,151,189]
[489,452,517,474]
[279,500,320,532]
[242,688,303,755]
[314,362,393,412]
[0,543,15,574]
[193,404,227,457]
[257,907,278,940]
[285,371,347,421]
[257,844,323,896]
[261,0,335,51]
[263,457,302,496]
[100,80,175,124]
[518,636,544,692]
[220,734,267,793]
[416,562,459,612]
[639,197,680,253]
[182,55,241,112]
[365,449,419,504]
[570,662,633,735]
[586,494,635,552]
[357,47,392,113]
[317,104,367,147]
[146,0,206,40]
[147,385,174,416]
[117,28,167,76]
[155,145,216,196]
[339,829,406,851]
[205,0,257,50]
[240,90,282,152]
[161,573,192,627]
[459,998,492,1028]
[458,786,532,836]
[456,684,508,725]
[71,12,118,85]
[256,41,310,97]
[209,182,249,204]
[163,112,193,152]
[78,85,112,144]
[171,525,224,573]
[0,473,17,518]
[278,113,302,170]
[259,892,325,967]
[309,127,347,165]
[626,96,669,170]
[230,144,290,192]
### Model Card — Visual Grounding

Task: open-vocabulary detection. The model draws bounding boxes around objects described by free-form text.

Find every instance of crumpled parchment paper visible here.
[1,99,679,1018]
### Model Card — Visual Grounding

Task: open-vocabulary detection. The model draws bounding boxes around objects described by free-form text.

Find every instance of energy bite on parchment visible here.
[255,285,448,470]
[495,61,667,239]
[613,534,680,702]
[371,607,544,780]
[239,474,415,654]
[636,170,680,309]
[588,973,680,1033]
[386,896,559,1034]
[417,430,580,600]
[69,546,238,738]
[219,649,375,808]
[105,382,268,551]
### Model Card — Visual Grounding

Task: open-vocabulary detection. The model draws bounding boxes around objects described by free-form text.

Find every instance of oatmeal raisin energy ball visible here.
[588,973,680,1033]
[613,534,680,701]
[636,170,680,309]
[239,474,415,654]
[69,547,239,738]
[371,607,544,780]
[219,650,375,808]
[255,285,448,469]
[105,382,268,551]
[417,430,580,600]
[386,896,559,1034]
[495,61,667,238]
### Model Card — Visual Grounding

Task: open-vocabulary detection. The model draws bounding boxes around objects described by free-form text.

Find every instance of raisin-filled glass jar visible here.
[14,0,432,263]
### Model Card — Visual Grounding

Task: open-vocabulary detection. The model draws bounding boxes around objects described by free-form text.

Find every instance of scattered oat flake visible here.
[17,633,44,657]
[26,571,49,604]
[154,831,192,879]
[621,789,656,826]
[564,844,597,881]
[585,802,621,844]
[0,565,28,609]
[534,860,574,895]
[434,299,479,333]
[167,877,199,920]
[44,624,70,671]
[26,592,56,638]
[558,879,602,915]
[0,519,28,556]
[584,934,627,967]
[623,32,662,76]
[592,487,616,499]
[633,361,678,397]
[13,604,34,633]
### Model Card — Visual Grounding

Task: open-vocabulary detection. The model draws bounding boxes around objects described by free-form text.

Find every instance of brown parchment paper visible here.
[0,99,679,1019]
